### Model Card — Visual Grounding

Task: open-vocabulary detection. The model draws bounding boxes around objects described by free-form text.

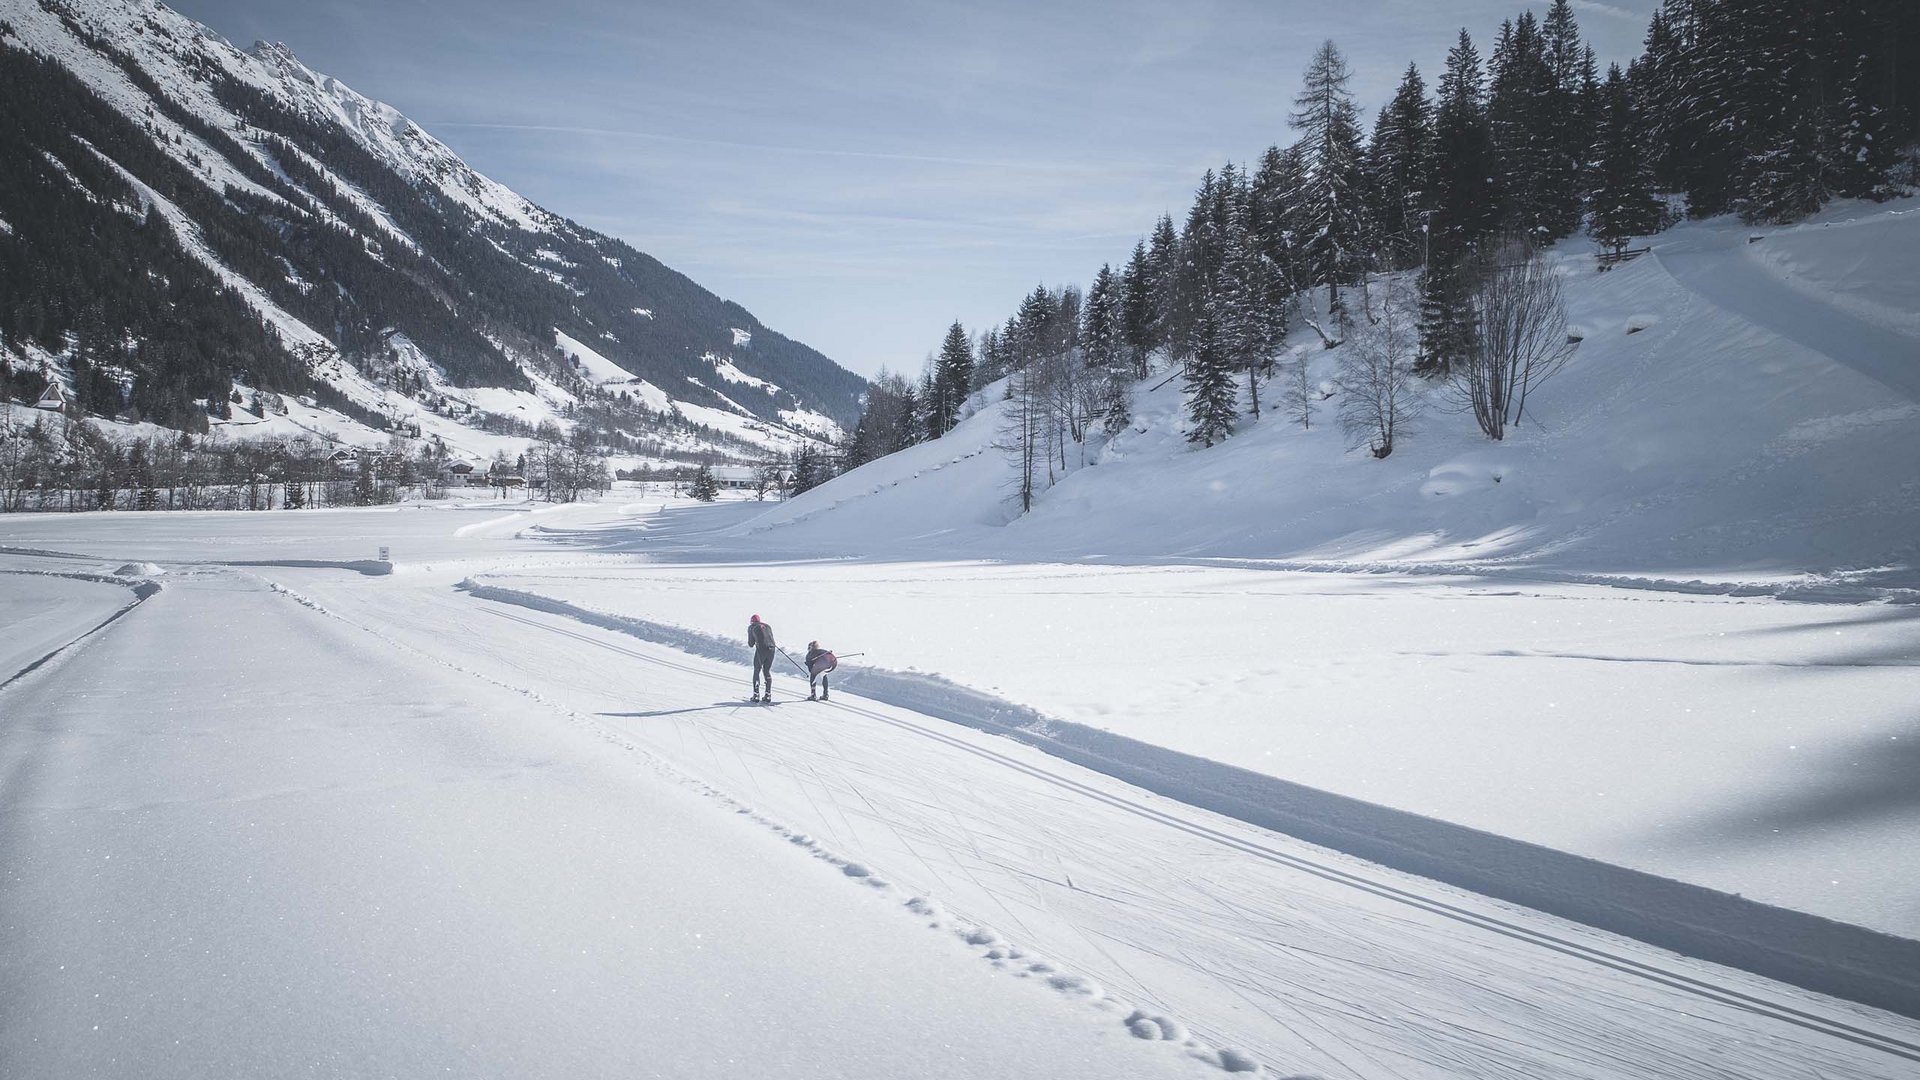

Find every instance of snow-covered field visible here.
[3,199,1917,1076]
[477,552,1920,939]
[3,496,1918,1078]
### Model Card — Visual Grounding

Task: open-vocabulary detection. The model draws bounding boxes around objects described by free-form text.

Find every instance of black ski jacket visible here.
[748,621,775,650]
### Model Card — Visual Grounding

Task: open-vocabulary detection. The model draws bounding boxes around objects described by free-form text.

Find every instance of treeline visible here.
[840,0,1916,508]
[0,412,429,511]
[0,410,614,512]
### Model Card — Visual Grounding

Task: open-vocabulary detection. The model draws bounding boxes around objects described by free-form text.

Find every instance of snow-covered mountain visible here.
[0,0,864,464]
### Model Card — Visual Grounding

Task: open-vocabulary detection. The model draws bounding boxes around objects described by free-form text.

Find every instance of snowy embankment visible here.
[739,197,1920,591]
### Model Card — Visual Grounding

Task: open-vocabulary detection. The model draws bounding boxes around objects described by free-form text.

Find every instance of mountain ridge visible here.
[0,0,864,465]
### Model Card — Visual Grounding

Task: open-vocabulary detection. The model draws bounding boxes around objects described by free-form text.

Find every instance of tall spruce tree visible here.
[1420,30,1498,377]
[1214,172,1287,418]
[1145,214,1183,363]
[1249,143,1306,294]
[1366,64,1435,271]
[929,320,973,437]
[1172,170,1226,365]
[1119,239,1156,379]
[1589,64,1662,253]
[1538,0,1591,238]
[1489,12,1557,240]
[1288,40,1368,327]
[1083,264,1132,434]
[1183,303,1238,448]
[1430,30,1499,267]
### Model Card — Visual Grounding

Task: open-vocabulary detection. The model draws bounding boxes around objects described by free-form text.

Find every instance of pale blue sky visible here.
[172,0,1654,377]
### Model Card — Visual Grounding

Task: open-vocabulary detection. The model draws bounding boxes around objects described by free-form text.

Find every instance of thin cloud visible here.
[426,120,1184,176]
[1571,1,1645,22]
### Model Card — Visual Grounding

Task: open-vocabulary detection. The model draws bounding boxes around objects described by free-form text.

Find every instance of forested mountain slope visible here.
[0,0,863,462]
[739,197,1920,595]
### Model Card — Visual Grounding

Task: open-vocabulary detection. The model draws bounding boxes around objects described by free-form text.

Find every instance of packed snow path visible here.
[263,566,1919,1078]
[1656,228,1920,402]
[0,570,1211,1079]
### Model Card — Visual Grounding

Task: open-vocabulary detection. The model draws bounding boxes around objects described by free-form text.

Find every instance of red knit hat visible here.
[750,614,760,623]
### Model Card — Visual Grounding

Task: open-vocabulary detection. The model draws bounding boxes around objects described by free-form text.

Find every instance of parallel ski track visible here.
[0,571,159,692]
[471,600,1920,1066]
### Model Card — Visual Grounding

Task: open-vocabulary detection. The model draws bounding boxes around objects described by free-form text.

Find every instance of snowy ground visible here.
[0,572,132,683]
[3,499,1919,1078]
[3,197,1916,1078]
[476,549,1920,940]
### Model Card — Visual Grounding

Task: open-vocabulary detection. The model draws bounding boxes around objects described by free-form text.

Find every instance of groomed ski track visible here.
[260,561,1920,1079]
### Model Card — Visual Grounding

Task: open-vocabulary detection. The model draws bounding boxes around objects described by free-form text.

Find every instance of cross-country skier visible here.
[747,614,776,702]
[805,640,836,701]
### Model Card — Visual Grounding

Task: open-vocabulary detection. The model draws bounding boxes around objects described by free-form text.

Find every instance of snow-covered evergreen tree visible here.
[1287,40,1368,327]
[688,462,718,502]
[1430,30,1499,268]
[1183,306,1238,448]
[1145,214,1183,363]
[1366,64,1435,271]
[929,320,973,437]
[1589,64,1662,254]
[1119,239,1156,380]
[1083,264,1132,434]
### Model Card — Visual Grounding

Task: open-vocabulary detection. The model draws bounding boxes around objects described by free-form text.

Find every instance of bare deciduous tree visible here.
[1338,277,1420,458]
[1452,238,1577,440]
[1281,355,1318,431]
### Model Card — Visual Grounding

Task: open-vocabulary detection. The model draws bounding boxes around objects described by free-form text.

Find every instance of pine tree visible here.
[1731,1,1828,224]
[1183,305,1237,448]
[929,320,972,437]
[1249,143,1306,293]
[1489,12,1556,240]
[1366,64,1435,271]
[1416,261,1478,378]
[787,444,826,495]
[1538,0,1591,239]
[1589,64,1662,253]
[1119,239,1155,379]
[1214,173,1287,419]
[688,462,719,502]
[1170,171,1224,365]
[1288,40,1368,326]
[1430,30,1499,268]
[1632,2,1689,193]
[973,326,1004,390]
[1830,55,1895,200]
[1082,263,1131,433]
[1144,214,1182,361]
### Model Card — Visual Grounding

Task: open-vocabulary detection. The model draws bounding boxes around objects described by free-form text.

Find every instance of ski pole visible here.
[835,653,865,659]
[778,647,808,676]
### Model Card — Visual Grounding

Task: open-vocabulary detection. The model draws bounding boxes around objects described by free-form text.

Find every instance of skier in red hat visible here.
[746,614,776,702]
